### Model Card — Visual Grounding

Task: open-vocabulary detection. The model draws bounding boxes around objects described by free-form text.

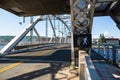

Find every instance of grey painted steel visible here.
[48,16,57,38]
[110,15,120,30]
[55,16,71,32]
[33,28,41,43]
[30,29,33,44]
[46,15,48,43]
[70,0,95,67]
[92,43,120,67]
[0,16,42,55]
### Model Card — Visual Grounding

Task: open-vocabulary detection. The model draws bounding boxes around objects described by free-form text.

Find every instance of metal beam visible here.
[30,29,33,44]
[117,23,120,30]
[70,0,96,66]
[0,16,42,55]
[54,15,71,32]
[33,28,41,43]
[104,1,118,15]
[48,16,57,38]
[0,0,120,16]
[70,1,96,79]
[46,15,48,43]
[111,15,120,30]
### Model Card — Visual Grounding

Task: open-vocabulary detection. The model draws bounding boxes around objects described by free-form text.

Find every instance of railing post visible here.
[106,45,109,60]
[112,45,117,64]
[98,43,100,54]
[103,45,107,58]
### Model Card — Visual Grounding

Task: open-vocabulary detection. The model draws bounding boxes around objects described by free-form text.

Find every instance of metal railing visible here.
[92,43,120,67]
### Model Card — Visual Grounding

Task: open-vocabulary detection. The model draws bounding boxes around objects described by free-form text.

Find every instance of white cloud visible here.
[104,31,110,38]
[92,35,99,38]
[104,31,109,36]
[116,35,120,39]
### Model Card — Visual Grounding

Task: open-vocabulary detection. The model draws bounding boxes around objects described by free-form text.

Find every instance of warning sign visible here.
[74,34,91,49]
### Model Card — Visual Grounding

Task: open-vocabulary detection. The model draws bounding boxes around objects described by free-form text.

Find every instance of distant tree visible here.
[0,36,15,42]
[98,34,105,43]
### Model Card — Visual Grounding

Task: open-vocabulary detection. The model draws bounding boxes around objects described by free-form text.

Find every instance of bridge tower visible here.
[70,0,96,66]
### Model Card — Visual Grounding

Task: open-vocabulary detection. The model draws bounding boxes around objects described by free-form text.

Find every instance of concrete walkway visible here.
[91,50,120,80]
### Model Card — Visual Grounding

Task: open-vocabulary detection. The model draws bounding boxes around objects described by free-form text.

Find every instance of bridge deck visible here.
[0,45,120,80]
[0,45,79,80]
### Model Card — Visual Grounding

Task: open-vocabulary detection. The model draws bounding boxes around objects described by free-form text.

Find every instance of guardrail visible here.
[78,50,100,80]
[14,43,56,50]
[92,43,120,67]
[9,43,70,54]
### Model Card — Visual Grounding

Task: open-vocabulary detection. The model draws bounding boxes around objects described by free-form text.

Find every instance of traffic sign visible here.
[74,34,91,49]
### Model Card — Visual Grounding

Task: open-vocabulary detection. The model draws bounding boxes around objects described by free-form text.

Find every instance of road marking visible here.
[0,61,22,73]
[56,46,62,48]
[0,50,53,73]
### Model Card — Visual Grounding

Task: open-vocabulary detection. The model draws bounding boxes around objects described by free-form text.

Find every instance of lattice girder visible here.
[70,0,96,34]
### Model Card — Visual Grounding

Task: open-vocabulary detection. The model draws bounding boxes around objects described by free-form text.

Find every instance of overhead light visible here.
[11,7,23,12]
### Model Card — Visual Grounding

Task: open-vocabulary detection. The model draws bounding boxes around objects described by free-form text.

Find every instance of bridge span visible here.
[0,0,120,80]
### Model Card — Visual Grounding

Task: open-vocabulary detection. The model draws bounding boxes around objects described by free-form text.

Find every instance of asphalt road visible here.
[0,45,71,80]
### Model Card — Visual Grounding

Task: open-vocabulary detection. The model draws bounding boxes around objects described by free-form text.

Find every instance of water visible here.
[0,45,4,50]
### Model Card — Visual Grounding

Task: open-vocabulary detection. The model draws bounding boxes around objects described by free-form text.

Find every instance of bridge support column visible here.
[70,0,96,67]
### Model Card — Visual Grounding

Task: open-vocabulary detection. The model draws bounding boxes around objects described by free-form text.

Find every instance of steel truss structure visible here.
[70,0,96,65]
[0,15,70,55]
[0,0,120,79]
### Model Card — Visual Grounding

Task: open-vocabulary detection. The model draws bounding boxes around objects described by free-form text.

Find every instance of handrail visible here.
[92,43,120,67]
[78,50,100,80]
[85,56,101,80]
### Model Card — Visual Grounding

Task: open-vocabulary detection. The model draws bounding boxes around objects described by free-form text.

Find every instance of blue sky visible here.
[92,16,120,38]
[0,9,120,38]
